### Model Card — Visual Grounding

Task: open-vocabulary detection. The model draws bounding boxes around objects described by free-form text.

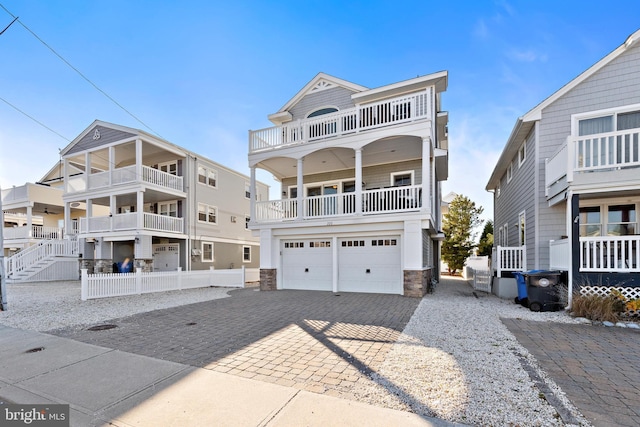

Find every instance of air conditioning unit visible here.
[191,249,201,256]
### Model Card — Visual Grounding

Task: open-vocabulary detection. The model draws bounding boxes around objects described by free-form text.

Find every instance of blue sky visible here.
[1,0,639,225]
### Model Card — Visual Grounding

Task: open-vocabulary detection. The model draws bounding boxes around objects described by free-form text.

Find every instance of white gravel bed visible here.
[351,276,592,427]
[0,280,232,332]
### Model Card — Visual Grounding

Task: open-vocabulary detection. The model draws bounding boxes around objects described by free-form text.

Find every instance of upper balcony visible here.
[249,89,432,154]
[254,185,423,223]
[79,212,184,235]
[546,127,640,201]
[66,165,184,195]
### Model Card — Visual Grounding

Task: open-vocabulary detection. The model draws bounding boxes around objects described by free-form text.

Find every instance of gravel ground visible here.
[0,277,593,426]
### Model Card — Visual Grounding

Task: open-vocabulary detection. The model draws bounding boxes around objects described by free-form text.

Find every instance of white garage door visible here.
[338,237,401,294]
[282,239,333,291]
[153,244,180,271]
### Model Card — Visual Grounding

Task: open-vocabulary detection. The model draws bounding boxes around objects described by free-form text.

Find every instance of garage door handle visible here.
[305,268,309,272]
[366,269,370,273]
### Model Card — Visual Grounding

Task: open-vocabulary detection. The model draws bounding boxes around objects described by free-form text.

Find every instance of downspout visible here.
[534,121,540,269]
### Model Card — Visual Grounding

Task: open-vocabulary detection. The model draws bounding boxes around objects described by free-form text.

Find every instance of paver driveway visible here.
[503,319,640,427]
[51,287,420,398]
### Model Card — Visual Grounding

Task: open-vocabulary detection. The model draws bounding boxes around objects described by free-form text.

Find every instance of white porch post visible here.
[422,137,431,213]
[63,158,69,193]
[85,152,91,190]
[355,148,363,215]
[137,191,144,229]
[108,146,115,186]
[297,157,304,219]
[26,205,33,238]
[86,199,92,233]
[135,139,142,181]
[63,202,71,238]
[404,220,423,269]
[250,167,256,222]
[110,195,116,231]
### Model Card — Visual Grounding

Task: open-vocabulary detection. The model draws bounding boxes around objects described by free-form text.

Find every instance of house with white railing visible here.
[486,29,640,301]
[247,72,448,296]
[3,120,269,282]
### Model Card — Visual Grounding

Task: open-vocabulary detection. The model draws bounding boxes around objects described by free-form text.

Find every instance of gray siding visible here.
[190,241,260,270]
[536,41,640,267]
[67,125,136,155]
[289,87,357,121]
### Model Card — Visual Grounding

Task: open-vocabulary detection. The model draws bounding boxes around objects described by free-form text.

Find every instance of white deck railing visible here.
[249,89,432,152]
[574,128,640,172]
[81,267,247,300]
[67,165,183,193]
[79,212,184,234]
[3,225,62,240]
[493,246,526,277]
[580,235,640,272]
[5,239,79,278]
[253,185,422,222]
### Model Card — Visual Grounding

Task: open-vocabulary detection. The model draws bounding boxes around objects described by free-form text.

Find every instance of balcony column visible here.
[63,158,69,193]
[63,202,71,238]
[85,152,91,190]
[110,195,116,231]
[250,167,256,222]
[26,205,33,238]
[137,191,144,229]
[108,145,115,186]
[297,157,304,220]
[135,138,142,181]
[422,137,432,213]
[355,148,363,215]
[85,199,92,233]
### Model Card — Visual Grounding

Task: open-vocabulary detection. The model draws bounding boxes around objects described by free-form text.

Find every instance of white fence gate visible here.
[81,267,249,300]
[471,268,492,293]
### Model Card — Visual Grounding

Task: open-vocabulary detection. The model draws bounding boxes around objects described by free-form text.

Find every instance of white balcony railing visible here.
[249,89,432,153]
[492,246,526,278]
[3,225,62,240]
[580,235,640,272]
[79,213,183,234]
[253,185,423,222]
[575,128,640,172]
[67,165,183,193]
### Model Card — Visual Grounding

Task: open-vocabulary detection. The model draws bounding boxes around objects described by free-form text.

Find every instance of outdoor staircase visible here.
[6,238,79,283]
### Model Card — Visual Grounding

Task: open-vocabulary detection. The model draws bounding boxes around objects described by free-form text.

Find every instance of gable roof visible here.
[486,28,640,190]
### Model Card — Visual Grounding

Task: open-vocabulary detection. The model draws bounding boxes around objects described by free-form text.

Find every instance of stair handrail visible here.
[6,239,79,278]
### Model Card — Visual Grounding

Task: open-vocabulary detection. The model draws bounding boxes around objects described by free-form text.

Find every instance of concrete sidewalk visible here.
[0,325,461,427]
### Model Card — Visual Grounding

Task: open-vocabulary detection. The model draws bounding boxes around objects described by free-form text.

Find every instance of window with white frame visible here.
[159,201,177,217]
[507,162,513,183]
[579,203,638,237]
[158,161,178,175]
[518,211,526,246]
[245,182,251,199]
[496,182,501,197]
[243,246,251,262]
[518,142,526,166]
[579,206,601,237]
[198,166,217,187]
[198,203,217,224]
[503,223,509,246]
[607,204,636,236]
[202,242,213,262]
[391,171,414,187]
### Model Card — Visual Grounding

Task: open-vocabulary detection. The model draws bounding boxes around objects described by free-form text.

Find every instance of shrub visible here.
[570,293,625,323]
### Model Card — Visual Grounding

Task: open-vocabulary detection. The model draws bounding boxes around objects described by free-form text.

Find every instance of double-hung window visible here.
[198,203,217,224]
[202,242,214,262]
[198,166,217,187]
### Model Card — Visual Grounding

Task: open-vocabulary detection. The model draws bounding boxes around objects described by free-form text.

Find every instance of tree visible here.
[477,220,494,257]
[441,195,484,275]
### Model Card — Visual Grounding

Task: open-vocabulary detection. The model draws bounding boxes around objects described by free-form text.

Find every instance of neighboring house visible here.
[486,29,640,299]
[4,120,268,281]
[247,72,449,296]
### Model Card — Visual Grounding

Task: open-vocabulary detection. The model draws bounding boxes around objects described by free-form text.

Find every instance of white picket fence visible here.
[81,266,251,300]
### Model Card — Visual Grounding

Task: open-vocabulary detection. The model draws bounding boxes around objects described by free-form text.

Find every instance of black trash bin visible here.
[524,270,562,312]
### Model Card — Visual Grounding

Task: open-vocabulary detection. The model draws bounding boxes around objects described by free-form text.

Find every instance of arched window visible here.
[307,107,338,118]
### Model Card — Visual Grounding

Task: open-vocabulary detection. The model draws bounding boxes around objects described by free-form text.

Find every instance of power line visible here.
[0,3,164,139]
[0,96,70,142]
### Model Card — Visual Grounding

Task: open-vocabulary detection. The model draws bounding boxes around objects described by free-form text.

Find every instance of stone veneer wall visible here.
[94,259,113,274]
[404,268,432,297]
[260,268,277,291]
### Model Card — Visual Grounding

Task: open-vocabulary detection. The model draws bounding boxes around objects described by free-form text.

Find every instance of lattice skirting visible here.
[580,285,640,316]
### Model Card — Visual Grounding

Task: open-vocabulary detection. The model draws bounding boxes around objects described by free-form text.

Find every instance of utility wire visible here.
[0,3,164,139]
[0,96,70,142]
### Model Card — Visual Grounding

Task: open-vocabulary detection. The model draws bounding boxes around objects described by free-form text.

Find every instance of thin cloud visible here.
[506,48,548,63]
[473,19,489,39]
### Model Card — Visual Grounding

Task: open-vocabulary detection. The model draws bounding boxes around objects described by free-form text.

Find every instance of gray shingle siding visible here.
[288,87,357,121]
[67,126,136,155]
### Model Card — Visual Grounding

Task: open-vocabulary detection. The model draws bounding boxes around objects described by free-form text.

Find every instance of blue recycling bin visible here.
[512,271,528,305]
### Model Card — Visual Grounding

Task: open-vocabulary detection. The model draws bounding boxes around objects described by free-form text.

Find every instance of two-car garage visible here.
[281,236,402,294]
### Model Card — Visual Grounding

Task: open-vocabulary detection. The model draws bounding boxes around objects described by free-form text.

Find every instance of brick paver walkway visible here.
[51,288,420,398]
[503,319,640,427]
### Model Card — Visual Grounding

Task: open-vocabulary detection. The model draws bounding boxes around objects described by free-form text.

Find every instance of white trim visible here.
[518,211,526,247]
[533,121,540,268]
[518,141,527,167]
[571,103,640,136]
[201,241,214,262]
[390,170,414,186]
[506,162,513,183]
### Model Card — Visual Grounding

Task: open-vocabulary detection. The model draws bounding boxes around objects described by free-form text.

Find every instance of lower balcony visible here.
[548,236,640,273]
[79,212,184,234]
[3,225,63,240]
[254,185,423,222]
